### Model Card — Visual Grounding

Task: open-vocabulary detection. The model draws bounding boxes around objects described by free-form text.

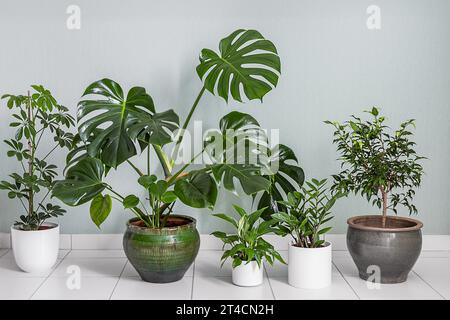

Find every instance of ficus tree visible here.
[325,107,425,227]
[0,86,75,230]
[52,29,301,229]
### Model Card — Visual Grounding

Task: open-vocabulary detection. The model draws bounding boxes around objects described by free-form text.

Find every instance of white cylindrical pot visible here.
[11,222,59,273]
[288,242,332,289]
[232,261,263,287]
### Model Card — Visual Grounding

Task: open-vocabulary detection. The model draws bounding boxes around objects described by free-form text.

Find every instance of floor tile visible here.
[66,250,126,259]
[193,276,274,300]
[264,251,287,277]
[111,276,192,300]
[0,257,58,278]
[50,258,127,277]
[0,249,9,258]
[412,273,450,299]
[334,257,443,300]
[269,266,358,300]
[122,260,194,278]
[32,276,118,300]
[413,257,450,277]
[194,250,233,277]
[0,277,45,299]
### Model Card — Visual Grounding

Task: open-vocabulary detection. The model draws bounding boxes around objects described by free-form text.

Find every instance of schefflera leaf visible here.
[196,29,281,102]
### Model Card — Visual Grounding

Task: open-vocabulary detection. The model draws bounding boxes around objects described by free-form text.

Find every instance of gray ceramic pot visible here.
[347,215,423,284]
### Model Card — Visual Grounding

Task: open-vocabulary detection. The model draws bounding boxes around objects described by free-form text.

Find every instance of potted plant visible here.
[326,107,425,283]
[273,178,342,289]
[53,29,284,283]
[0,86,74,272]
[212,205,285,287]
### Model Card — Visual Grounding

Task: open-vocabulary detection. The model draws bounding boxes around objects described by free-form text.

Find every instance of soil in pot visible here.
[123,215,200,283]
[347,215,422,284]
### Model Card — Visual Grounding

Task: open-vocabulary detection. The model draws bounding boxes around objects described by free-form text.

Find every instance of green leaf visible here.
[123,195,139,209]
[52,157,106,206]
[137,174,157,188]
[211,164,270,195]
[149,180,168,198]
[90,194,112,228]
[197,29,280,102]
[161,191,177,204]
[174,171,218,209]
[212,213,238,228]
[77,79,161,168]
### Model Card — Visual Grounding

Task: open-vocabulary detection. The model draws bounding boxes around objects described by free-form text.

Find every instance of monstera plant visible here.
[52,29,299,283]
[53,29,286,227]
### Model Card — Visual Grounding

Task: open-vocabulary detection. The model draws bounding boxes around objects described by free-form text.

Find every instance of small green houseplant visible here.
[53,29,289,283]
[326,107,425,283]
[273,178,341,288]
[212,205,285,286]
[0,86,74,272]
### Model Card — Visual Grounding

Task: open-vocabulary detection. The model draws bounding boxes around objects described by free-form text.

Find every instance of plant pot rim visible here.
[11,222,59,232]
[289,241,331,250]
[347,215,423,232]
[126,215,197,232]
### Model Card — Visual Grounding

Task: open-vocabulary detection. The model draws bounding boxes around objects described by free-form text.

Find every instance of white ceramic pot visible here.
[232,261,263,287]
[11,222,59,273]
[288,241,332,289]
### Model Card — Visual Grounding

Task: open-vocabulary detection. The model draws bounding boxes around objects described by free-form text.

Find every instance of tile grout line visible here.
[332,261,360,300]
[264,264,276,300]
[28,249,72,300]
[108,260,128,300]
[412,270,446,300]
[0,249,9,258]
[190,261,196,300]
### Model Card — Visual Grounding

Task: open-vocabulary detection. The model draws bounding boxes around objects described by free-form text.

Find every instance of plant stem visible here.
[171,86,206,166]
[153,145,171,177]
[27,91,34,218]
[41,144,59,162]
[126,160,144,176]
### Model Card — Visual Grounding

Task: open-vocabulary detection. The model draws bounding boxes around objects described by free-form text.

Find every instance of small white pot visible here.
[288,241,332,289]
[11,222,59,273]
[232,261,263,287]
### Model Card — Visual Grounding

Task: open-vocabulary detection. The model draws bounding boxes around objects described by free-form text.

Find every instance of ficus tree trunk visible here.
[381,186,388,228]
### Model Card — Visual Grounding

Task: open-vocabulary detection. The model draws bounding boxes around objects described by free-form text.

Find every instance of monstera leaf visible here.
[174,170,218,209]
[52,157,106,206]
[210,164,270,195]
[197,29,281,102]
[77,78,178,168]
[128,109,179,146]
[204,111,269,165]
[256,144,305,219]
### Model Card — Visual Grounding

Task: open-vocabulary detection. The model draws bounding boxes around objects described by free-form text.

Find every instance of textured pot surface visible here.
[288,242,332,289]
[232,261,264,287]
[11,222,59,273]
[347,215,422,284]
[123,215,200,283]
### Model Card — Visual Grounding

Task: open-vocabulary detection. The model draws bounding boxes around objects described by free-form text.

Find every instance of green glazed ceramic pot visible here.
[123,215,200,283]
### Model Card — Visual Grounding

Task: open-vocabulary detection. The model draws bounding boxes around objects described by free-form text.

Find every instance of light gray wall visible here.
[0,0,449,234]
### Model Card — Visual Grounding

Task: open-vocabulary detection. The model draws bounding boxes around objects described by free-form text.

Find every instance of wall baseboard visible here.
[1,232,449,251]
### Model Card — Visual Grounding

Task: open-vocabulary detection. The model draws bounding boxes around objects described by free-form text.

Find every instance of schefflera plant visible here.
[0,86,75,230]
[325,107,425,226]
[52,29,288,229]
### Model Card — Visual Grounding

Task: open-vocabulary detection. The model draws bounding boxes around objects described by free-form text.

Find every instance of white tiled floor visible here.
[0,249,448,300]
